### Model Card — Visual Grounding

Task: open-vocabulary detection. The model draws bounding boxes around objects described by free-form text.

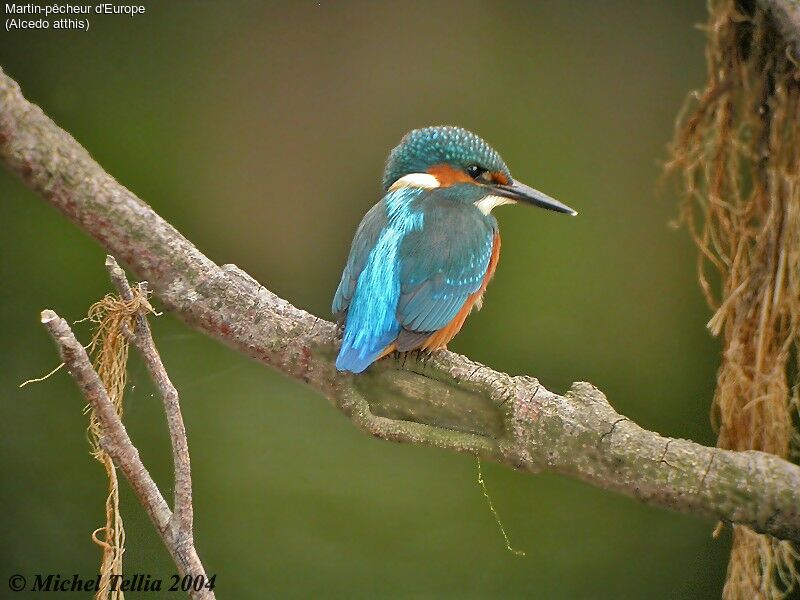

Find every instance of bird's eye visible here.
[466,164,489,181]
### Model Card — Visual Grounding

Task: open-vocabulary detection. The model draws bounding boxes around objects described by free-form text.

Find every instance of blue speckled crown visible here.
[382,126,511,191]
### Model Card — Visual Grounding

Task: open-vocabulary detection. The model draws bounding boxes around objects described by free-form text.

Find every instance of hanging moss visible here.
[84,286,155,600]
[667,1,800,597]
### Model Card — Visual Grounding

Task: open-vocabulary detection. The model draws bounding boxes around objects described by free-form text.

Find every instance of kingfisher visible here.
[332,126,576,373]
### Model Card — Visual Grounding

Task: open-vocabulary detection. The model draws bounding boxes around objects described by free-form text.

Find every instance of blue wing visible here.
[395,198,496,348]
[333,187,496,373]
[333,187,424,372]
[332,201,387,320]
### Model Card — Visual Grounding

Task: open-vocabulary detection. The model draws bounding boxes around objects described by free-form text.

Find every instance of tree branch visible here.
[39,309,214,599]
[3,66,800,544]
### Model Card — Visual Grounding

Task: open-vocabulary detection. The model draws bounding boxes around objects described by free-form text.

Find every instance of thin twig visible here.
[105,255,193,541]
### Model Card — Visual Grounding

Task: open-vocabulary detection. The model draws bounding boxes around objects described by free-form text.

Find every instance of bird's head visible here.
[382,126,576,216]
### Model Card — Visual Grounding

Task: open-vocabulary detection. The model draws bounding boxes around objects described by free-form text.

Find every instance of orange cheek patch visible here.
[427,164,472,187]
[491,171,510,185]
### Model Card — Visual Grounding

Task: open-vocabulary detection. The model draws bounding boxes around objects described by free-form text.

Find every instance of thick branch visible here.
[39,310,214,599]
[2,66,800,543]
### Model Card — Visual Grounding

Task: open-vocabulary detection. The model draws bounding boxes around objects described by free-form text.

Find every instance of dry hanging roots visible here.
[666,1,800,598]
[83,286,156,600]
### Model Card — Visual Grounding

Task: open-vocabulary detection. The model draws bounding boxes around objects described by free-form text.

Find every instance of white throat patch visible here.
[388,172,440,191]
[475,194,516,215]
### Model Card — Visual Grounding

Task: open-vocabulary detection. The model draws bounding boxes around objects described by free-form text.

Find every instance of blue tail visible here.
[336,329,397,373]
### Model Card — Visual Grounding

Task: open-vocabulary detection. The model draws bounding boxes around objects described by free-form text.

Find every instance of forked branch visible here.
[39,260,214,600]
[105,255,194,543]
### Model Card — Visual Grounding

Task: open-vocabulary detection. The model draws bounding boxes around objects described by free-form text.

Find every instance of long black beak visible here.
[494,181,577,216]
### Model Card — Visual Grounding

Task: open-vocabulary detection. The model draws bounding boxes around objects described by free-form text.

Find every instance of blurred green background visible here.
[0,1,729,598]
